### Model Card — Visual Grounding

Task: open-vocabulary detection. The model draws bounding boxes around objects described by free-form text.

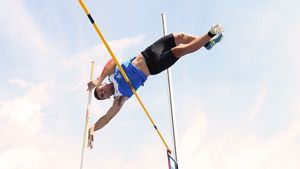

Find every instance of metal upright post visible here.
[161,14,179,167]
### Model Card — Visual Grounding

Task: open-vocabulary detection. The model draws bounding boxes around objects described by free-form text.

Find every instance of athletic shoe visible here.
[204,33,223,50]
[209,24,224,35]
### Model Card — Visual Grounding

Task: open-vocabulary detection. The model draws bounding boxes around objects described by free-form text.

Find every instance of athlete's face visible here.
[96,83,113,100]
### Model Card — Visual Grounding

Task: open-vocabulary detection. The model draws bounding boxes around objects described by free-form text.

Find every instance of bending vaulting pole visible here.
[80,61,95,169]
[78,0,171,153]
[161,14,179,164]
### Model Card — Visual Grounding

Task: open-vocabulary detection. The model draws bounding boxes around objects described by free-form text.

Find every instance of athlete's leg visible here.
[172,24,223,58]
[142,25,223,75]
[171,34,211,58]
[173,32,198,45]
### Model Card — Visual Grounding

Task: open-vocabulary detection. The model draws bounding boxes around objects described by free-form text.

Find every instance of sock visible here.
[207,31,215,38]
[204,32,213,47]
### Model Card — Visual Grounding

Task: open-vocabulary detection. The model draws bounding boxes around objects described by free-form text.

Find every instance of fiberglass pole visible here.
[80,61,95,169]
[161,14,179,165]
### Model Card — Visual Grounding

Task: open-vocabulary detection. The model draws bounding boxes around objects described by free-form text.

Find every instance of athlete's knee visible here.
[173,32,185,45]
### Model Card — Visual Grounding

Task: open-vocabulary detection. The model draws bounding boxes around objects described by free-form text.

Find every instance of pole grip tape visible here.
[87,14,95,24]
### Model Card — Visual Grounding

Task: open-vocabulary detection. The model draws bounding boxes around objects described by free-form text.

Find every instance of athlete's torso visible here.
[132,54,150,76]
[108,56,148,98]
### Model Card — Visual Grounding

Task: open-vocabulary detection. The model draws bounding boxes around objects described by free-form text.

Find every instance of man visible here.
[86,24,224,148]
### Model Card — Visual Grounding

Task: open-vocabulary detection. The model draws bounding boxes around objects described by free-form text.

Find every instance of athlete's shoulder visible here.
[113,96,129,106]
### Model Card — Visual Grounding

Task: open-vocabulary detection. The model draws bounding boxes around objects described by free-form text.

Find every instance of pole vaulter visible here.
[78,0,172,153]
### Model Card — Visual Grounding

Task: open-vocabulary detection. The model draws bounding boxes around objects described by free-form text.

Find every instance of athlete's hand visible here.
[88,126,95,149]
[87,80,100,91]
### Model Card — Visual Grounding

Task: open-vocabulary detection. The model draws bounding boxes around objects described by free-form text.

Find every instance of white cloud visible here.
[62,35,145,72]
[280,22,300,66]
[8,78,29,88]
[0,82,49,148]
[0,0,53,58]
[0,80,82,169]
[248,84,268,119]
[0,134,82,169]
[178,107,300,169]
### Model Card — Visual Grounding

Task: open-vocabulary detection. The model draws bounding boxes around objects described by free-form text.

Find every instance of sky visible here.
[0,0,300,169]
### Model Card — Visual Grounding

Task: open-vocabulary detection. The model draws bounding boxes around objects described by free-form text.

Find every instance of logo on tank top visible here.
[116,73,121,80]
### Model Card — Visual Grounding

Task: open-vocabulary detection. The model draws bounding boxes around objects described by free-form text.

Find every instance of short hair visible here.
[94,88,101,100]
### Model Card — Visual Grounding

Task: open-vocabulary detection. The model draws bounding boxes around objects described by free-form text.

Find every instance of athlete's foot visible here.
[205,24,224,50]
[209,24,224,36]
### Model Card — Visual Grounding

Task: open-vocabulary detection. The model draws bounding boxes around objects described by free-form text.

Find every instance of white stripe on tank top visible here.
[108,74,122,97]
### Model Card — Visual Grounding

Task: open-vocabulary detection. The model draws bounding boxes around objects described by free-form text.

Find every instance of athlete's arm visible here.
[97,59,116,83]
[87,59,116,90]
[88,96,128,148]
[93,96,127,131]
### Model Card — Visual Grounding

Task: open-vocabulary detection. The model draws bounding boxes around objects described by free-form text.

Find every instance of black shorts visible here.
[141,33,178,75]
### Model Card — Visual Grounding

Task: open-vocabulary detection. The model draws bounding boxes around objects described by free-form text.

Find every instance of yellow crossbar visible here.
[78,0,171,153]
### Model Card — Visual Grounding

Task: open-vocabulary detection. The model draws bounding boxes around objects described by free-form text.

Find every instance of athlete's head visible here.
[94,83,114,100]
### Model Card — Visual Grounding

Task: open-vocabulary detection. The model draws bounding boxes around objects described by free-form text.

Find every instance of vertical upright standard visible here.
[161,14,179,169]
[80,61,95,169]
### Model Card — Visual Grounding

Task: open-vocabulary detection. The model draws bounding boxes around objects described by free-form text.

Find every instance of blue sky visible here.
[1,0,300,169]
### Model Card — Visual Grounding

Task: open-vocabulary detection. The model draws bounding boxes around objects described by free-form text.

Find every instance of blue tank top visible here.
[108,57,147,98]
